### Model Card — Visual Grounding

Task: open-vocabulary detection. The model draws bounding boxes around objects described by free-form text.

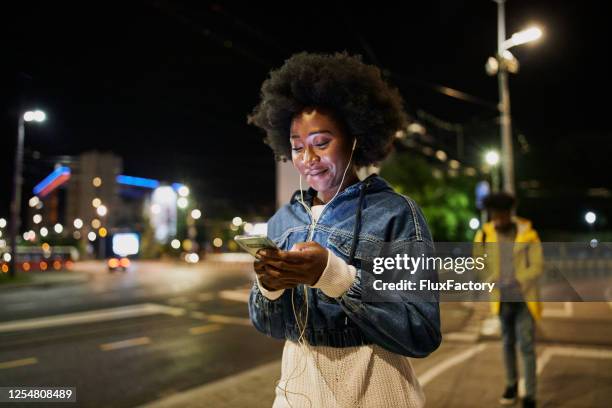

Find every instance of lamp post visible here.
[8,110,46,278]
[486,0,542,194]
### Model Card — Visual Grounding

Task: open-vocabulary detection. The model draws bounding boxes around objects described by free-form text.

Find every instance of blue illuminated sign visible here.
[116,175,160,189]
[33,166,71,196]
[171,183,185,192]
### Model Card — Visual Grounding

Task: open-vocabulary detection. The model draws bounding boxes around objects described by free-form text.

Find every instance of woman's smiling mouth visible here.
[307,168,328,177]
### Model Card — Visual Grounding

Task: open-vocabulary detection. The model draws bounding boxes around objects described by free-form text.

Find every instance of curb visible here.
[0,273,90,291]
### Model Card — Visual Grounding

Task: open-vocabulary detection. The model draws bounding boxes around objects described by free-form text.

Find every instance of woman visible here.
[247,52,441,408]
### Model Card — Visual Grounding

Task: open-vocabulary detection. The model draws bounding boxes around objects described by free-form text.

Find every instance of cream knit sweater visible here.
[256,206,425,408]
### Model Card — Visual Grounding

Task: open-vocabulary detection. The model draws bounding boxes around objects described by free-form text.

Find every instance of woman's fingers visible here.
[257,249,303,264]
[256,258,302,282]
[263,263,285,277]
[253,260,266,273]
[255,259,286,274]
[261,258,302,274]
[256,255,302,290]
[264,246,320,265]
[254,265,277,282]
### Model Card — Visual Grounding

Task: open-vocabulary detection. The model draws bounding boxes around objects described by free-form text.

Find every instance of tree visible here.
[380,152,477,242]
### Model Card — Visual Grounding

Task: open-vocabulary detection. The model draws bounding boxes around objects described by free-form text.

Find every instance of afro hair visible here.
[248,51,409,167]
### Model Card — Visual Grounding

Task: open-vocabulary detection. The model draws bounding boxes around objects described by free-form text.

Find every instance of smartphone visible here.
[234,234,279,257]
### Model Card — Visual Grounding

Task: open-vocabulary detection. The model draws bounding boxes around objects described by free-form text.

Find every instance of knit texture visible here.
[273,340,425,408]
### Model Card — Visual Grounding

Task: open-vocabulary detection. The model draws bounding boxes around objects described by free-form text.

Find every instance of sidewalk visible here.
[0,270,90,291]
[137,360,281,408]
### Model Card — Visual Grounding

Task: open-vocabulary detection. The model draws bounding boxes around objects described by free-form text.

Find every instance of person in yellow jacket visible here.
[474,192,543,408]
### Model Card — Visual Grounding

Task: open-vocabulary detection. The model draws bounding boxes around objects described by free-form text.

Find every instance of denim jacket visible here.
[248,174,441,357]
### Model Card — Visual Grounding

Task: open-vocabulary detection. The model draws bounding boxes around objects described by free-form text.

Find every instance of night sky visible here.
[2,1,610,230]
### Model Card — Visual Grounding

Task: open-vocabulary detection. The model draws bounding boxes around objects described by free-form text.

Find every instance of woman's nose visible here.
[302,146,319,165]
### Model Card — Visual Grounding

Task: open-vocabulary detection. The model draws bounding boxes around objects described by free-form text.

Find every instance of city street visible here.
[0,260,611,407]
[0,259,283,407]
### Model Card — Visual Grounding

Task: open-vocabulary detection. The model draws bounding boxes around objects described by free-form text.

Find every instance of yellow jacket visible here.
[473,217,543,320]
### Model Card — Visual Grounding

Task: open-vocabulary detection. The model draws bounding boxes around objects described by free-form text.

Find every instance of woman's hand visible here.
[254,258,301,291]
[256,242,328,286]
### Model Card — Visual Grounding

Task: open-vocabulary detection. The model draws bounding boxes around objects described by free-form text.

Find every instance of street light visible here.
[469,218,481,230]
[485,150,500,166]
[485,150,501,192]
[486,0,543,194]
[73,218,83,229]
[503,27,543,50]
[585,211,596,225]
[96,205,108,217]
[178,186,190,197]
[177,197,188,209]
[23,110,46,123]
[8,110,46,278]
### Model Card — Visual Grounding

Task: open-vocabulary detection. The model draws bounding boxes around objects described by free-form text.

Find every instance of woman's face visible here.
[290,108,356,202]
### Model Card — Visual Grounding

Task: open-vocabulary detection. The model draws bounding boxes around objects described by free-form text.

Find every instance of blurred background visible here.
[0,1,610,407]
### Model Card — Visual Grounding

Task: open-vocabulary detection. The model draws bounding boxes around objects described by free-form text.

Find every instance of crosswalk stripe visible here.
[0,357,38,370]
[100,336,151,351]
[0,303,185,334]
[204,314,252,327]
[218,290,250,303]
[189,324,223,335]
[420,344,487,387]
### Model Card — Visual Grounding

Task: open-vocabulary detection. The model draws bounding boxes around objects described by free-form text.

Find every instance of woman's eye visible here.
[314,141,329,148]
[291,146,303,152]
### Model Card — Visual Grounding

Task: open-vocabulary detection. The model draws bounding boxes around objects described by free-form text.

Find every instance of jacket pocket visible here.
[317,230,383,304]
[271,226,308,251]
[326,230,383,262]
